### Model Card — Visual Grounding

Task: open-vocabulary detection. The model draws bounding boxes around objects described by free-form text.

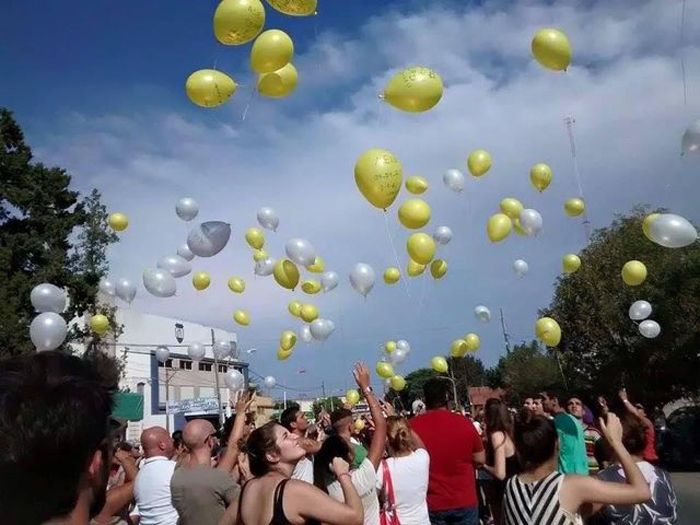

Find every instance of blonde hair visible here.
[386,416,414,455]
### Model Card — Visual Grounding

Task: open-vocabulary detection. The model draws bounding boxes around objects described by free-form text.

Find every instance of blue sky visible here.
[3,0,700,397]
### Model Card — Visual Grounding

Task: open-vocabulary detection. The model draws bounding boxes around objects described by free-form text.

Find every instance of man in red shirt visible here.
[410,378,485,525]
[619,389,658,464]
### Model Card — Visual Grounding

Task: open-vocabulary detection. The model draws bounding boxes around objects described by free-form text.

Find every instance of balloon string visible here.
[241,85,257,122]
[680,0,688,106]
[564,116,592,242]
[382,212,410,297]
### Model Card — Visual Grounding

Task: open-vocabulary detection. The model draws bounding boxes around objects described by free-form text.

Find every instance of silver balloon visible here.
[177,243,195,262]
[176,197,199,222]
[98,278,116,296]
[213,340,232,359]
[142,268,177,298]
[30,312,68,351]
[433,226,453,245]
[349,263,375,297]
[285,238,316,266]
[224,369,246,390]
[299,324,313,343]
[187,342,206,361]
[157,255,191,278]
[389,348,407,365]
[396,340,411,353]
[519,209,543,236]
[264,375,277,389]
[385,377,393,388]
[513,259,529,278]
[155,345,170,363]
[310,318,335,341]
[254,257,275,276]
[321,271,339,292]
[681,119,700,155]
[115,278,137,304]
[639,320,661,339]
[30,283,67,313]
[257,207,279,232]
[474,305,491,323]
[443,168,465,193]
[647,214,698,249]
[629,300,652,321]
[187,221,231,257]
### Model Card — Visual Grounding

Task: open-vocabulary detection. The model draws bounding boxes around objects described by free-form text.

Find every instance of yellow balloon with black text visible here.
[376,361,394,379]
[467,149,492,177]
[384,267,401,284]
[213,0,265,45]
[384,341,397,353]
[450,339,467,358]
[564,198,585,217]
[464,333,480,352]
[253,249,268,262]
[487,213,512,242]
[407,259,426,277]
[390,375,407,391]
[233,310,250,326]
[192,271,211,291]
[301,280,321,294]
[266,0,317,16]
[273,259,300,290]
[405,176,428,195]
[245,227,265,249]
[354,148,403,210]
[431,356,448,373]
[257,63,298,98]
[398,199,431,229]
[250,29,293,74]
[277,347,293,361]
[535,317,562,347]
[532,28,572,71]
[642,213,659,241]
[186,69,237,108]
[346,389,360,406]
[280,330,297,351]
[288,300,302,317]
[407,233,436,265]
[430,259,447,279]
[306,256,325,273]
[90,314,110,335]
[228,277,245,293]
[562,254,581,274]
[530,163,552,192]
[300,304,319,323]
[500,198,524,220]
[621,260,647,286]
[108,213,129,232]
[382,66,443,113]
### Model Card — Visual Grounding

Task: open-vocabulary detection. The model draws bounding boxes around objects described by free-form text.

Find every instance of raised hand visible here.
[331,457,350,477]
[352,362,370,391]
[599,412,623,445]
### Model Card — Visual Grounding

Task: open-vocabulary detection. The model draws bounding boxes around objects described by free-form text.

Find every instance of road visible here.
[672,472,700,524]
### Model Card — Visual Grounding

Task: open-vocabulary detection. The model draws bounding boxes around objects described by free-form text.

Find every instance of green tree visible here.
[497,340,563,404]
[312,397,344,417]
[545,207,700,409]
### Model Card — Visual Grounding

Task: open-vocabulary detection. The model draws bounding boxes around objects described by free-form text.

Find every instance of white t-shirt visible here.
[133,456,179,525]
[376,449,430,525]
[291,456,314,484]
[327,458,380,525]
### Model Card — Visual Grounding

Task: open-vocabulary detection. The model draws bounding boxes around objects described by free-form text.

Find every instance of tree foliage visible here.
[312,397,344,416]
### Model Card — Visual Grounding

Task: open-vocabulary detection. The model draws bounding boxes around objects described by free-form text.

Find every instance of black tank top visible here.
[240,478,320,525]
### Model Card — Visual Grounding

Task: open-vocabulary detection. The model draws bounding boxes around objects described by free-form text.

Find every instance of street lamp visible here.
[174,323,184,343]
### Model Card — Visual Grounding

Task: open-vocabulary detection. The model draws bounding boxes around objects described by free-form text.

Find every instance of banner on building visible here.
[167,397,220,415]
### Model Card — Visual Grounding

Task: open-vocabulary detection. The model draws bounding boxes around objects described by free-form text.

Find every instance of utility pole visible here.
[165,369,170,433]
[211,329,224,426]
[500,308,511,355]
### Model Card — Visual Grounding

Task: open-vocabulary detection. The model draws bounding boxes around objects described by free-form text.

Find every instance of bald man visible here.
[133,426,178,525]
[170,419,239,525]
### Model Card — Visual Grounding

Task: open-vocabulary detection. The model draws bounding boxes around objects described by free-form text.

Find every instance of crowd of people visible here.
[0,350,680,525]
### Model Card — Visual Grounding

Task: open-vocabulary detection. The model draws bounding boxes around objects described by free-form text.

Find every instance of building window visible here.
[180,386,195,400]
[218,364,228,373]
[158,359,173,369]
[198,362,212,372]
[179,360,192,370]
[136,382,145,395]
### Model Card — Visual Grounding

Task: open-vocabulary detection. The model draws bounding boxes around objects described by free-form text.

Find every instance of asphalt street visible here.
[671,472,700,525]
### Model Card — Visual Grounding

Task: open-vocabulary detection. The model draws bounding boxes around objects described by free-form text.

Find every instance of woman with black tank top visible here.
[236,420,363,525]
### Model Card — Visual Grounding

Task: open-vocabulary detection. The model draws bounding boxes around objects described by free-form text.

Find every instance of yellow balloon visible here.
[535,317,562,347]
[487,213,512,242]
[464,333,480,352]
[300,303,319,323]
[301,280,321,294]
[467,149,492,177]
[513,219,527,236]
[354,148,403,210]
[227,277,246,293]
[213,0,265,46]
[273,259,300,290]
[277,347,293,361]
[257,63,298,98]
[250,29,293,74]
[564,198,585,217]
[265,0,317,16]
[532,28,572,71]
[353,419,366,431]
[381,66,443,113]
[407,233,436,265]
[253,249,268,262]
[450,339,467,358]
[642,213,660,241]
[431,356,448,374]
[186,69,237,108]
[621,260,647,286]
[233,309,250,326]
[245,227,265,249]
[530,163,553,192]
[500,198,524,220]
[192,271,211,291]
[407,259,426,277]
[390,375,407,391]
[288,300,302,317]
[345,389,360,406]
[376,361,395,379]
[430,259,447,279]
[280,330,297,351]
[384,340,397,353]
[89,314,110,335]
[562,254,581,274]
[383,267,401,284]
[398,198,431,229]
[108,213,129,232]
[405,175,428,195]
[306,256,325,273]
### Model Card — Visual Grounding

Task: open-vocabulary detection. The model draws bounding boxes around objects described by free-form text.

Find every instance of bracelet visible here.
[363,386,373,395]
[338,472,351,480]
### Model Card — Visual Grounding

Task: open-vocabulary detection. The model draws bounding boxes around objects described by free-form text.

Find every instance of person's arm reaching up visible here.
[354,362,386,469]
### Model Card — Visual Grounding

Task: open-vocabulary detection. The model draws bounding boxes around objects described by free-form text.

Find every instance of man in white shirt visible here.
[133,426,179,525]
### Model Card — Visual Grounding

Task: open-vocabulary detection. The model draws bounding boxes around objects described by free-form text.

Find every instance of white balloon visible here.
[285,238,316,266]
[389,348,407,365]
[142,268,177,298]
[629,300,652,321]
[187,221,231,257]
[647,214,698,248]
[155,345,170,363]
[443,168,465,193]
[115,278,137,303]
[299,324,313,343]
[30,312,68,351]
[98,278,116,296]
[433,226,453,245]
[254,257,275,276]
[310,318,335,341]
[187,342,206,361]
[257,207,279,232]
[474,305,491,323]
[321,271,339,292]
[30,283,67,313]
[349,263,375,297]
[519,209,543,236]
[177,243,195,262]
[384,378,392,387]
[176,197,199,222]
[213,340,232,360]
[639,320,661,339]
[157,255,191,278]
[396,340,411,353]
[224,369,246,391]
[681,119,700,155]
[513,259,529,278]
[264,375,277,389]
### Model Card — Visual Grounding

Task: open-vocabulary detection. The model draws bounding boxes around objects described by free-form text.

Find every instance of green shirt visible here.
[553,412,589,475]
[351,442,368,469]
